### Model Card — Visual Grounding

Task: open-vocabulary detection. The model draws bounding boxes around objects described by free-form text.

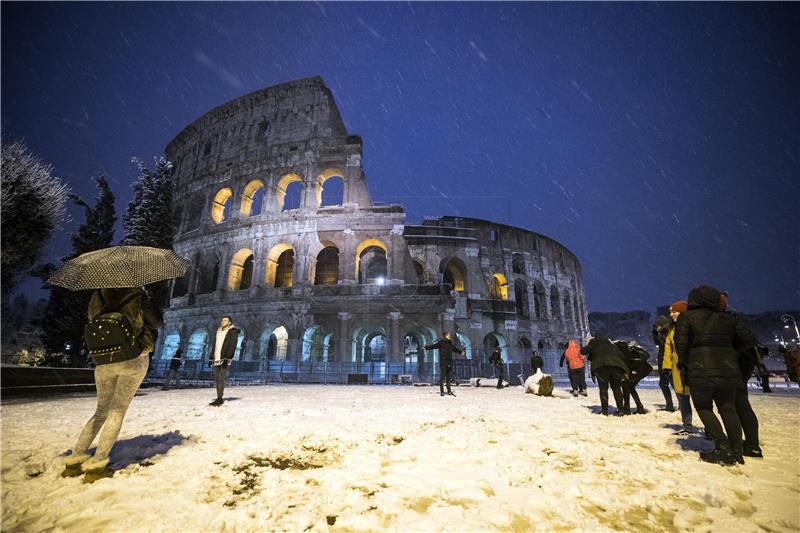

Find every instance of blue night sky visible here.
[2,2,798,313]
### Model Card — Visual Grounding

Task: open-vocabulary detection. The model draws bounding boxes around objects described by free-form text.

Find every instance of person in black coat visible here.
[652,315,676,411]
[615,341,653,414]
[489,346,505,389]
[163,348,183,390]
[530,351,544,375]
[209,316,241,406]
[424,332,463,396]
[581,332,629,416]
[674,285,757,465]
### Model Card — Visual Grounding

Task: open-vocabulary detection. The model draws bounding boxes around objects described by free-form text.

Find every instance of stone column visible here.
[337,312,352,362]
[388,225,405,284]
[215,244,232,293]
[250,239,266,296]
[387,312,403,362]
[186,251,200,298]
[339,230,357,284]
[344,154,361,206]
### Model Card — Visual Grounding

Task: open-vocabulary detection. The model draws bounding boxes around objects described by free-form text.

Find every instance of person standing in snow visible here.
[778,344,800,386]
[662,301,694,434]
[721,293,765,458]
[62,287,163,482]
[530,350,544,375]
[209,315,240,406]
[674,285,757,465]
[559,339,587,396]
[425,332,462,396]
[581,332,629,416]
[652,315,676,411]
[162,348,183,390]
[489,346,505,389]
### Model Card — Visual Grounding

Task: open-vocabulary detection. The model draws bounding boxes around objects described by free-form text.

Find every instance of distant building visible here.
[158,77,588,377]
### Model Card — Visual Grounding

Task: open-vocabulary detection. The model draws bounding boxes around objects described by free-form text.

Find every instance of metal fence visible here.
[145,358,575,387]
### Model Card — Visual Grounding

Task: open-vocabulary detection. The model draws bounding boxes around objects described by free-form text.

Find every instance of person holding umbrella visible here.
[51,246,188,482]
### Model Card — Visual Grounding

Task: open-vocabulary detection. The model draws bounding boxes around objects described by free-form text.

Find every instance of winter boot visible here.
[61,464,84,478]
[440,391,445,397]
[570,389,578,397]
[699,445,737,466]
[209,398,224,406]
[83,466,114,483]
[743,443,763,458]
[635,406,648,415]
[579,389,588,397]
[447,391,456,396]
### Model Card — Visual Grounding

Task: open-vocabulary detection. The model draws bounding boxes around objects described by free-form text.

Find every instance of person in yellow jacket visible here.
[663,300,694,434]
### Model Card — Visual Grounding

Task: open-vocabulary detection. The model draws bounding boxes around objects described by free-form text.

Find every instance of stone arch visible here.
[233,327,247,360]
[412,260,425,285]
[355,239,388,284]
[160,331,181,359]
[302,325,335,362]
[276,173,302,212]
[227,248,254,291]
[182,192,204,231]
[516,336,532,363]
[171,256,191,298]
[312,243,339,286]
[317,167,345,207]
[482,332,508,361]
[512,253,526,275]
[196,253,220,294]
[563,288,573,321]
[491,273,509,300]
[402,323,437,363]
[439,257,466,292]
[240,179,266,217]
[266,243,294,288]
[210,187,233,223]
[533,282,547,320]
[456,332,473,359]
[186,328,209,359]
[514,279,530,318]
[352,324,387,362]
[550,285,561,319]
[259,325,289,361]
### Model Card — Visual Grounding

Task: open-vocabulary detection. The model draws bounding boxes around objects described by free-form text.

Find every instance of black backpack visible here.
[84,291,142,365]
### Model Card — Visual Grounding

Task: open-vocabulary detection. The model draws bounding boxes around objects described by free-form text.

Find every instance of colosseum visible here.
[157,76,589,384]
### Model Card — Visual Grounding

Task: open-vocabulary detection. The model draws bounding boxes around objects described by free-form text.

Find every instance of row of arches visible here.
[209,170,346,224]
[161,325,556,365]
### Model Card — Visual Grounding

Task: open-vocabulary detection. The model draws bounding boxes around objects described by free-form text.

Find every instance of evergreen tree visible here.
[121,157,176,308]
[0,138,70,297]
[40,176,116,365]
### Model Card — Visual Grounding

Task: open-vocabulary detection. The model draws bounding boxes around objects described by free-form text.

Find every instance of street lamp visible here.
[780,314,799,342]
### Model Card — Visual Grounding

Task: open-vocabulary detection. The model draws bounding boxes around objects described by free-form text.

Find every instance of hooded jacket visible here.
[560,339,585,370]
[673,286,756,381]
[581,333,629,376]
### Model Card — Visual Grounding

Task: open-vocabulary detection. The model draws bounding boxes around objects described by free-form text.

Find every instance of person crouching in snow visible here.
[582,332,629,416]
[615,340,653,414]
[524,368,554,396]
[560,339,587,396]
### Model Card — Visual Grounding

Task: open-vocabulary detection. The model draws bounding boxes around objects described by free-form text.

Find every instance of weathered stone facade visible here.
[158,77,589,374]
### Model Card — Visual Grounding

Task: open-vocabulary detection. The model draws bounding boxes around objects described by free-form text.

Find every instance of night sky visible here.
[2,2,798,314]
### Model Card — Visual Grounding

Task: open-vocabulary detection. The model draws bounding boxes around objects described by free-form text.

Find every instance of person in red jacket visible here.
[560,339,587,396]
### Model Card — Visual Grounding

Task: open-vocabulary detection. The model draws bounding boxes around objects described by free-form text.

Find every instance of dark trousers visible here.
[568,368,586,391]
[622,381,644,412]
[493,364,504,388]
[677,393,693,428]
[735,382,759,448]
[213,364,229,400]
[690,377,742,455]
[594,367,625,413]
[439,364,452,394]
[659,370,675,409]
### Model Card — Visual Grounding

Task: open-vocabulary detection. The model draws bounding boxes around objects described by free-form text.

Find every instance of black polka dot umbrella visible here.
[47,246,190,291]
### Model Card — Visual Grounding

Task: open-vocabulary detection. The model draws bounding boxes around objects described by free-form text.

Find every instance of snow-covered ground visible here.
[2,384,799,532]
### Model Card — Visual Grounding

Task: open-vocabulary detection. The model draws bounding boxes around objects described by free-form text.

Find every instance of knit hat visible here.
[669,300,688,313]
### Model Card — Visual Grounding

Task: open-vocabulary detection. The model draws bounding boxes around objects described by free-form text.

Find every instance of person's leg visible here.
[610,371,626,413]
[439,365,445,395]
[621,382,631,412]
[677,393,693,428]
[577,369,587,393]
[629,386,645,413]
[713,383,742,458]
[85,354,149,469]
[691,384,730,453]
[445,366,453,394]
[567,369,578,392]
[595,369,610,413]
[734,383,759,452]
[68,365,117,465]
[659,370,675,409]
[496,365,504,388]
[217,365,229,399]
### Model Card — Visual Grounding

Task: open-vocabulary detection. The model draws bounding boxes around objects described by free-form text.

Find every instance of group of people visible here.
[581,285,765,466]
